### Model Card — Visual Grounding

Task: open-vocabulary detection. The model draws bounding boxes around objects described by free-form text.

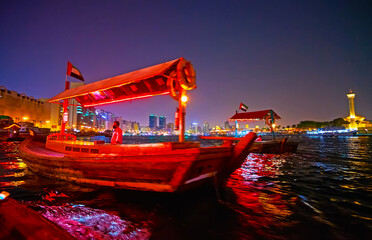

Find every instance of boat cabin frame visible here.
[48,58,196,142]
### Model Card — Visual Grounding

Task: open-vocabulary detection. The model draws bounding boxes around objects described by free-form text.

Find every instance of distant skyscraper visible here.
[166,123,174,133]
[191,122,198,134]
[149,114,158,130]
[132,121,140,131]
[224,121,231,130]
[159,116,166,130]
[121,120,140,132]
[203,121,210,135]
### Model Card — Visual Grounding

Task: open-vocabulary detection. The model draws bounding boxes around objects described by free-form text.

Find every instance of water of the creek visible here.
[0,135,371,240]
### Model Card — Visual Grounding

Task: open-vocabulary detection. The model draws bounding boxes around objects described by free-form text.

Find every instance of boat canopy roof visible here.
[3,123,20,129]
[48,58,196,107]
[229,109,281,121]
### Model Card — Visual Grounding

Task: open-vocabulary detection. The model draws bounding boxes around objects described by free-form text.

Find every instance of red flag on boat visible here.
[66,61,84,81]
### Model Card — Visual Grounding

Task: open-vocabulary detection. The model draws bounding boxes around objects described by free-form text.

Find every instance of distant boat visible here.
[307,129,357,136]
[102,129,113,137]
[201,136,298,154]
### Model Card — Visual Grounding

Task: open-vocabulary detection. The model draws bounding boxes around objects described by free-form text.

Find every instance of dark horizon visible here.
[1,0,371,127]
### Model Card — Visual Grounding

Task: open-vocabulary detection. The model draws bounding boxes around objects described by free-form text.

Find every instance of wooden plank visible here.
[25,161,175,192]
[169,141,200,149]
[24,161,174,183]
[169,161,194,189]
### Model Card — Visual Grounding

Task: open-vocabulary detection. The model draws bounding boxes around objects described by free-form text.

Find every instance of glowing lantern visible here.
[181,95,188,103]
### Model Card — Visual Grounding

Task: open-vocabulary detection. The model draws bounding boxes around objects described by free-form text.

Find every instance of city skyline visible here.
[1,84,366,129]
[1,1,371,127]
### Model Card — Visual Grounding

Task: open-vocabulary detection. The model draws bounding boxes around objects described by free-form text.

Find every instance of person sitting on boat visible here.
[255,135,262,141]
[111,121,123,145]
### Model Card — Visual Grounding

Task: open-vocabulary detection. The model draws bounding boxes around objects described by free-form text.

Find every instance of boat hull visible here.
[20,139,234,192]
[249,140,298,154]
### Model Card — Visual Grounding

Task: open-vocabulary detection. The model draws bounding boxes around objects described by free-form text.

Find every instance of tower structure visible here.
[346,89,358,129]
[149,114,158,130]
[159,116,166,130]
[346,90,357,130]
[347,90,356,119]
[344,89,369,130]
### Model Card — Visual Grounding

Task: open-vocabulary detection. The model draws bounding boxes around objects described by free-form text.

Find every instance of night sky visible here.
[1,0,371,127]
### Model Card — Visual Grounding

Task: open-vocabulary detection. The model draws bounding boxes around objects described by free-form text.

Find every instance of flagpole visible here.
[235,108,239,137]
[60,74,70,134]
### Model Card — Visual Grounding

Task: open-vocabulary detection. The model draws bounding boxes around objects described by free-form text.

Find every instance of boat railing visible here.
[199,136,243,146]
[47,133,77,141]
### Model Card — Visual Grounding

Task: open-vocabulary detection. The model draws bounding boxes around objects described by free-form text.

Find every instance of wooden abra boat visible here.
[226,110,299,153]
[19,58,257,192]
[20,132,256,192]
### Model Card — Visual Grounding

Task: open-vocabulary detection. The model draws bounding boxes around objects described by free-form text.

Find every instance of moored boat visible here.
[226,110,299,153]
[20,132,256,192]
[19,58,257,192]
[249,138,298,153]
[200,136,298,154]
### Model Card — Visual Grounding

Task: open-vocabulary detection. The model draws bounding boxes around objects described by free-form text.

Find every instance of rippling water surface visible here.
[0,135,371,239]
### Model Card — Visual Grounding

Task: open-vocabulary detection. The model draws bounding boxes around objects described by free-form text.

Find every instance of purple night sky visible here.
[1,0,371,127]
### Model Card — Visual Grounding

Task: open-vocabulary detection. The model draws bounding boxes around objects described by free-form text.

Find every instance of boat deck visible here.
[26,141,66,157]
[45,139,201,156]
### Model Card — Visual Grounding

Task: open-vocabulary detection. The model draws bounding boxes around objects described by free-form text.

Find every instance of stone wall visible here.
[0,86,59,128]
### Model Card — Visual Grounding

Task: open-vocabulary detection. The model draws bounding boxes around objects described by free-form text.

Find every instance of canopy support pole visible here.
[178,94,186,142]
[60,78,70,134]
[270,110,276,140]
[235,120,238,137]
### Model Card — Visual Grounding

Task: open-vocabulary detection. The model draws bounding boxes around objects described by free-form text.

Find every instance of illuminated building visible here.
[191,122,198,134]
[149,114,158,130]
[122,120,140,132]
[121,120,130,132]
[344,90,372,131]
[140,126,151,132]
[159,116,166,130]
[132,121,140,131]
[203,121,210,135]
[224,121,231,130]
[0,86,59,129]
[166,123,174,133]
[67,82,84,129]
[0,86,119,132]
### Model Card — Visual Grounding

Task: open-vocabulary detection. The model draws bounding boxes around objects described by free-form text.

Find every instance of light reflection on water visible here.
[32,203,151,240]
[223,135,372,239]
[0,136,371,239]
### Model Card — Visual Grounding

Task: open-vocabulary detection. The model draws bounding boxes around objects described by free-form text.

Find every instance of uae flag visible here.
[239,102,248,112]
[66,61,84,81]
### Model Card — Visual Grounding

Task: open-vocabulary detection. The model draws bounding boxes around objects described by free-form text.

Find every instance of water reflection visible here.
[0,136,371,239]
[0,142,27,189]
[37,204,150,240]
[225,154,296,239]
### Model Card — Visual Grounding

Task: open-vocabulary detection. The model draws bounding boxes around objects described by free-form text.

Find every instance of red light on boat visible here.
[83,91,170,107]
